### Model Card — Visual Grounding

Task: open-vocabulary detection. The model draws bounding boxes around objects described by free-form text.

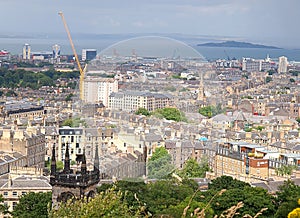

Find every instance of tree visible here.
[12,192,51,218]
[49,188,145,218]
[177,158,210,178]
[208,175,250,191]
[147,147,174,179]
[274,180,300,217]
[144,179,195,216]
[0,195,8,216]
[135,108,150,116]
[153,108,186,122]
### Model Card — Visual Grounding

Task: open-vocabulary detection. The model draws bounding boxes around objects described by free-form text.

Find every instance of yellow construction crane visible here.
[58,11,85,100]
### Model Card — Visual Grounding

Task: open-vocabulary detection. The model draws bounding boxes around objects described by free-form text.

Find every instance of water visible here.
[1,35,299,61]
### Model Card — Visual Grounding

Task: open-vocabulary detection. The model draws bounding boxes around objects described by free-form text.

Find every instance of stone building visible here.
[50,143,100,206]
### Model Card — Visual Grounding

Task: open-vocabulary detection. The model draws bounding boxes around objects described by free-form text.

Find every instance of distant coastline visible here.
[197,41,281,49]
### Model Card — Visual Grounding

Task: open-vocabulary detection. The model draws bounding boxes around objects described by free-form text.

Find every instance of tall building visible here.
[278,56,288,73]
[52,44,60,63]
[22,44,31,60]
[84,76,118,106]
[82,49,97,61]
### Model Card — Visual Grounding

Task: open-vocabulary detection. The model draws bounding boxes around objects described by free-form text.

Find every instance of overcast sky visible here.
[1,0,300,48]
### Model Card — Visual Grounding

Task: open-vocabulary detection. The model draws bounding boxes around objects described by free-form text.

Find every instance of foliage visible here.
[147,147,174,179]
[153,107,186,122]
[208,175,250,191]
[210,187,274,217]
[65,93,74,102]
[275,165,297,177]
[135,107,150,116]
[0,67,79,90]
[144,179,195,215]
[12,192,51,218]
[177,157,210,178]
[199,104,225,118]
[265,76,272,83]
[0,195,8,215]
[49,188,145,218]
[61,117,87,127]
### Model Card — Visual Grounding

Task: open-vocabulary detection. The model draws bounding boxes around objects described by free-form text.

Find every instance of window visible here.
[12,192,17,196]
[3,192,8,196]
[13,202,17,209]
[22,191,27,195]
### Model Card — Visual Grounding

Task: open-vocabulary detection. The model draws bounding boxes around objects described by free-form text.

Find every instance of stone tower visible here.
[50,143,100,206]
[197,72,205,102]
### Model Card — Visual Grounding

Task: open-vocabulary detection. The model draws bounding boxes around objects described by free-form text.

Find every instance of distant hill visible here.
[197,40,281,49]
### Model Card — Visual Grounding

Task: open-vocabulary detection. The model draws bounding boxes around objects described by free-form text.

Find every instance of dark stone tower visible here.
[50,143,100,207]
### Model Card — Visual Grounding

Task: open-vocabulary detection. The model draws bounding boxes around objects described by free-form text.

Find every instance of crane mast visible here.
[58,11,85,100]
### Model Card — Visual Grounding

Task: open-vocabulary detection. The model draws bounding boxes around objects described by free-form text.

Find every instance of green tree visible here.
[208,175,250,191]
[135,107,150,116]
[177,158,209,178]
[153,107,186,122]
[12,192,51,218]
[65,93,74,102]
[144,179,195,216]
[147,147,174,179]
[49,188,145,218]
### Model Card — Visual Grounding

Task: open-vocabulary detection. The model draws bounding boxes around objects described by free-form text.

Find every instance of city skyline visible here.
[1,0,300,48]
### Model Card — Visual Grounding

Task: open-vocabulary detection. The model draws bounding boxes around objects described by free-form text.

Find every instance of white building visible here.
[278,56,288,73]
[22,44,31,60]
[84,76,118,106]
[108,91,173,112]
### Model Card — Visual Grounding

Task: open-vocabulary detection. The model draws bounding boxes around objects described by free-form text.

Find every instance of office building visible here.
[82,49,97,61]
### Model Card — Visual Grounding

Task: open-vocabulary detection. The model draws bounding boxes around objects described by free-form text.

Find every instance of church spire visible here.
[94,143,99,173]
[197,72,205,101]
[81,148,87,175]
[63,142,70,173]
[51,143,57,175]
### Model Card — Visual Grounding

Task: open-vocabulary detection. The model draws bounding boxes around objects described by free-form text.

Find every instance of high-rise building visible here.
[84,76,118,106]
[52,44,60,63]
[82,49,97,61]
[278,56,288,73]
[22,43,31,60]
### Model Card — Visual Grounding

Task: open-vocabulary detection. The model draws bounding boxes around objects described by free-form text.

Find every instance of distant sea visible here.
[1,35,300,62]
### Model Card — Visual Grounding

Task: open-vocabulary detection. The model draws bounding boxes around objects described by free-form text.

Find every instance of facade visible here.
[82,49,97,61]
[0,100,45,122]
[84,76,118,106]
[22,44,31,60]
[57,126,114,163]
[0,168,51,215]
[278,56,288,73]
[108,91,173,112]
[50,143,100,206]
[0,126,45,168]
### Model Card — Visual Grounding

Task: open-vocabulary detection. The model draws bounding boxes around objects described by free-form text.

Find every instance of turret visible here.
[51,143,57,175]
[63,142,70,173]
[94,143,99,174]
[81,149,87,175]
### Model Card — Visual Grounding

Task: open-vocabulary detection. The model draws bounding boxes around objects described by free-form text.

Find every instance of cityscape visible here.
[0,1,300,217]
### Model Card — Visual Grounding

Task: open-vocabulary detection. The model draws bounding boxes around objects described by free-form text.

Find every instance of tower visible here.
[278,56,288,73]
[197,72,205,101]
[50,142,100,207]
[22,44,31,60]
[52,44,60,63]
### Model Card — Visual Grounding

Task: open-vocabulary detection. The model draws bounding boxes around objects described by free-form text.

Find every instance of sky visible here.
[1,0,300,48]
